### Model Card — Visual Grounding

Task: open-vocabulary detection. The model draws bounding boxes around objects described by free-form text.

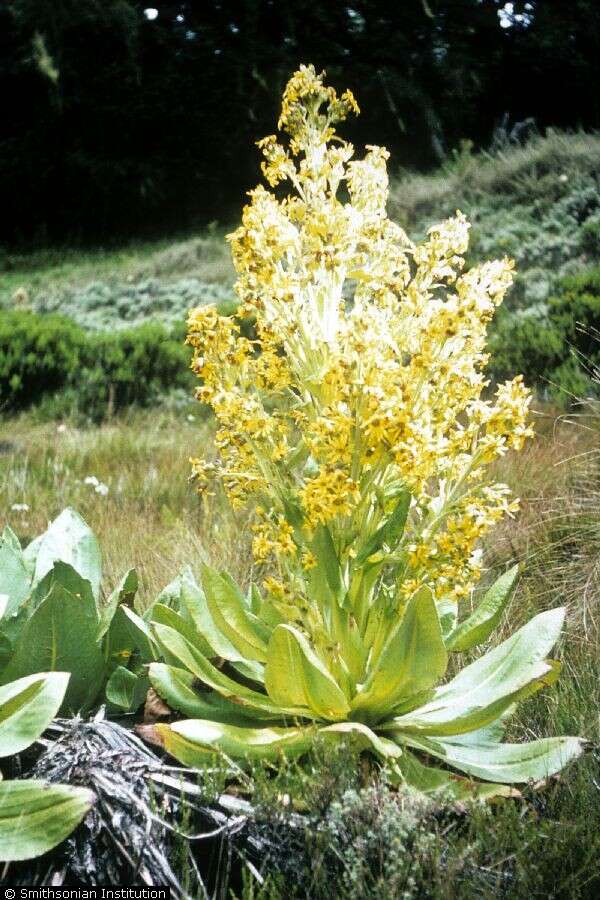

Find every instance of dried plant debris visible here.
[2,713,266,896]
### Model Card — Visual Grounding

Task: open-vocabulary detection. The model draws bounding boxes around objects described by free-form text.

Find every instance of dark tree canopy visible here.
[1,0,599,245]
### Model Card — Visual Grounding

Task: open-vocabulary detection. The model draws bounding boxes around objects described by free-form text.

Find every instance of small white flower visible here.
[11,503,29,512]
[95,482,109,496]
[559,173,568,183]
[84,475,100,487]
[57,423,67,433]
[187,414,196,422]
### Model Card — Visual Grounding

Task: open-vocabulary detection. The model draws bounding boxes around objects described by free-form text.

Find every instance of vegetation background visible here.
[2,1,600,896]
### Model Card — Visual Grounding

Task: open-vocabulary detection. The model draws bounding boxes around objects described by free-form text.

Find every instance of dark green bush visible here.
[0,310,85,409]
[0,310,193,419]
[489,266,600,400]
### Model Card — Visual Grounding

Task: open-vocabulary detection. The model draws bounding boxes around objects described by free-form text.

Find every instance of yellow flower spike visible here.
[134,68,586,792]
[186,62,537,674]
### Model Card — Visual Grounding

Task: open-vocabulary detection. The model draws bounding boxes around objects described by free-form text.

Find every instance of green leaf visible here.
[151,603,214,658]
[356,490,410,564]
[22,533,44,580]
[400,733,586,784]
[201,565,271,662]
[390,749,519,800]
[2,525,22,556]
[32,508,102,602]
[446,566,518,651]
[436,597,457,642]
[319,721,402,759]
[265,624,350,720]
[149,663,280,724]
[351,587,448,720]
[180,572,245,662]
[153,623,308,718]
[151,719,315,765]
[105,665,139,709]
[0,672,69,757]
[311,526,343,601]
[118,605,159,661]
[388,608,566,737]
[0,780,93,862]
[2,571,104,713]
[0,530,30,618]
[155,572,185,608]
[96,568,138,641]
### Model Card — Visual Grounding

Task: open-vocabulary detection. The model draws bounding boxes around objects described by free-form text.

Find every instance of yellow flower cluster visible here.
[187,65,533,629]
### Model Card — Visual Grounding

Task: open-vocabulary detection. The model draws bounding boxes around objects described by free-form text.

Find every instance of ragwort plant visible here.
[143,66,584,799]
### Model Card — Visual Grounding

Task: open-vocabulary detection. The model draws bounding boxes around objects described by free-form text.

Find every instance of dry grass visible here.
[0,409,252,608]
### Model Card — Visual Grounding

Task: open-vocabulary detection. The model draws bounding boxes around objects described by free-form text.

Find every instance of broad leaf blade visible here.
[180,572,245,662]
[400,733,585,784]
[0,530,30,618]
[352,587,448,719]
[319,722,402,759]
[356,490,410,564]
[105,665,139,710]
[446,566,518,651]
[149,663,279,724]
[0,780,93,862]
[149,719,315,764]
[153,623,308,718]
[391,750,519,800]
[97,568,138,641]
[389,608,566,736]
[0,672,69,757]
[265,624,350,720]
[2,572,104,713]
[32,508,102,602]
[202,565,271,662]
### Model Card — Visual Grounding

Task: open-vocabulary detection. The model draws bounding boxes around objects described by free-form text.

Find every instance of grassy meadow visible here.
[2,133,600,896]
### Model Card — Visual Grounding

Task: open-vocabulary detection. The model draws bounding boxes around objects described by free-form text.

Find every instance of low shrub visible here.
[489,266,600,399]
[0,310,194,420]
[0,310,85,409]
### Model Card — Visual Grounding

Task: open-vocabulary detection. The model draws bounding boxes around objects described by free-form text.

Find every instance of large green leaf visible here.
[2,570,104,713]
[32,508,102,602]
[153,623,309,718]
[265,624,350,720]
[22,533,44,580]
[151,604,213,658]
[150,719,316,765]
[387,608,565,737]
[446,566,518,651]
[105,665,139,710]
[118,605,159,661]
[351,587,447,720]
[319,721,402,759]
[180,571,245,662]
[0,672,69,757]
[390,749,519,800]
[0,528,30,618]
[149,663,279,724]
[311,526,343,601]
[96,568,138,641]
[400,733,585,784]
[201,565,271,662]
[0,780,93,862]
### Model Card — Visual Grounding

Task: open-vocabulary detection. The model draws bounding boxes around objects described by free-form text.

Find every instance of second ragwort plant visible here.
[144,66,584,799]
